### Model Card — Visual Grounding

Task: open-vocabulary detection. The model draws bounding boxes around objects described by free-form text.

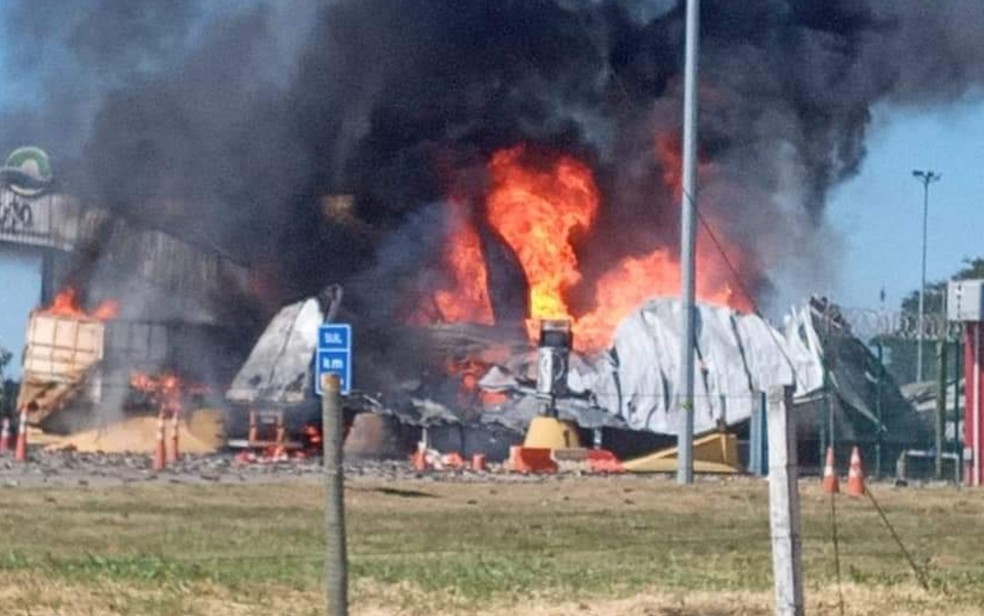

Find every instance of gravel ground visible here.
[2,447,930,491]
[0,448,404,488]
[0,446,771,490]
[0,447,643,489]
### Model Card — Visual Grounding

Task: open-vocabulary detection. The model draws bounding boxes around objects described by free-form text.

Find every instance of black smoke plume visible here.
[3,0,984,326]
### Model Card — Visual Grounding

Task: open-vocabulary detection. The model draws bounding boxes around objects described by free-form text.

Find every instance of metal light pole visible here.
[677,0,700,485]
[912,170,941,383]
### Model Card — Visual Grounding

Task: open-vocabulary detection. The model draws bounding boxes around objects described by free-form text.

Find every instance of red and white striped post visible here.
[0,416,11,454]
[153,407,167,471]
[169,408,181,463]
[945,280,984,486]
[964,323,984,487]
[14,407,28,462]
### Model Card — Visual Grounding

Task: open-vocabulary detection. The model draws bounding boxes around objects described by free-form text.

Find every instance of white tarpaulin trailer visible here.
[224,292,924,457]
[478,298,821,435]
[587,299,821,434]
[479,296,926,456]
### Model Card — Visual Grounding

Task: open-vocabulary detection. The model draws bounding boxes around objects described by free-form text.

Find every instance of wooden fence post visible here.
[322,374,348,616]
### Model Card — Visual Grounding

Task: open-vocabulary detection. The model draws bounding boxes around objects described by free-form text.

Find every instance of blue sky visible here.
[0,248,40,376]
[825,102,984,312]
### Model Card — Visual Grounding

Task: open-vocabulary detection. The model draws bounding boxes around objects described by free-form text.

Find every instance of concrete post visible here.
[767,385,804,616]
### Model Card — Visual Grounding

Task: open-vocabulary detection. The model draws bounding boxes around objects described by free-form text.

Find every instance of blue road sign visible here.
[316,323,352,395]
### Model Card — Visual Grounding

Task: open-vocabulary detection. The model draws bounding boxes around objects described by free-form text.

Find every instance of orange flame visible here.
[130,370,209,415]
[567,134,752,349]
[44,287,119,321]
[91,300,120,321]
[445,356,508,408]
[486,145,599,322]
[433,199,494,325]
[412,137,753,355]
[130,370,182,414]
[574,246,753,350]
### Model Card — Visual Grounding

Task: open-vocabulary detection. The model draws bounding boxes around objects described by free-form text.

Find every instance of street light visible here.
[912,169,941,383]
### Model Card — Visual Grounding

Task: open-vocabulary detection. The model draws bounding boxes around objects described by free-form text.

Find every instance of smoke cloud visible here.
[3,0,984,328]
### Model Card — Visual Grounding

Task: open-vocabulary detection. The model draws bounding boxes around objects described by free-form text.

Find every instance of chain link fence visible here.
[812,302,960,480]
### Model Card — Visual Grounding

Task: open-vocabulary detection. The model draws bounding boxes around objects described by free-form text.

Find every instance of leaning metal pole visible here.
[677,0,700,485]
[912,169,940,382]
[917,179,929,382]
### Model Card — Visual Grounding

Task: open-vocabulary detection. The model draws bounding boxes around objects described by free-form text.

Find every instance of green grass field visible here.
[1,476,983,615]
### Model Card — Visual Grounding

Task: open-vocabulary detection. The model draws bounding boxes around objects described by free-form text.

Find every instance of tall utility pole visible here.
[912,170,941,383]
[677,0,700,485]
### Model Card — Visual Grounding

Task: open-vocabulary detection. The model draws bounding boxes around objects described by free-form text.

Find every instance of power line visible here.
[829,488,846,616]
[692,202,809,393]
[864,487,931,591]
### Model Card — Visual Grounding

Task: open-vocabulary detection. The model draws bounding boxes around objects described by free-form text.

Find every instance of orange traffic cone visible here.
[0,416,11,454]
[13,408,28,462]
[846,446,865,497]
[153,409,167,471]
[822,446,839,494]
[441,451,465,469]
[411,441,429,471]
[471,453,487,472]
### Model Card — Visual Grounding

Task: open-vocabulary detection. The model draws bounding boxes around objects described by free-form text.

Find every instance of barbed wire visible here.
[864,487,931,591]
[818,307,960,341]
[829,487,846,616]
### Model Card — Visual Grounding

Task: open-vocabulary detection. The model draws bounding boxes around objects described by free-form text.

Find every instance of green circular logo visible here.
[2,146,53,196]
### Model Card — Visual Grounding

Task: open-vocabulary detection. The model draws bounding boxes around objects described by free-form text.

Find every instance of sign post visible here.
[322,373,348,615]
[315,323,352,615]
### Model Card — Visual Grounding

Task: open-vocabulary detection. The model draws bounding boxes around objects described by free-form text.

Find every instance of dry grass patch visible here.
[0,476,982,615]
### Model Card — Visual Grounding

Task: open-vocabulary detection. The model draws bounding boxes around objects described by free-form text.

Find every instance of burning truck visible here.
[223,287,343,453]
